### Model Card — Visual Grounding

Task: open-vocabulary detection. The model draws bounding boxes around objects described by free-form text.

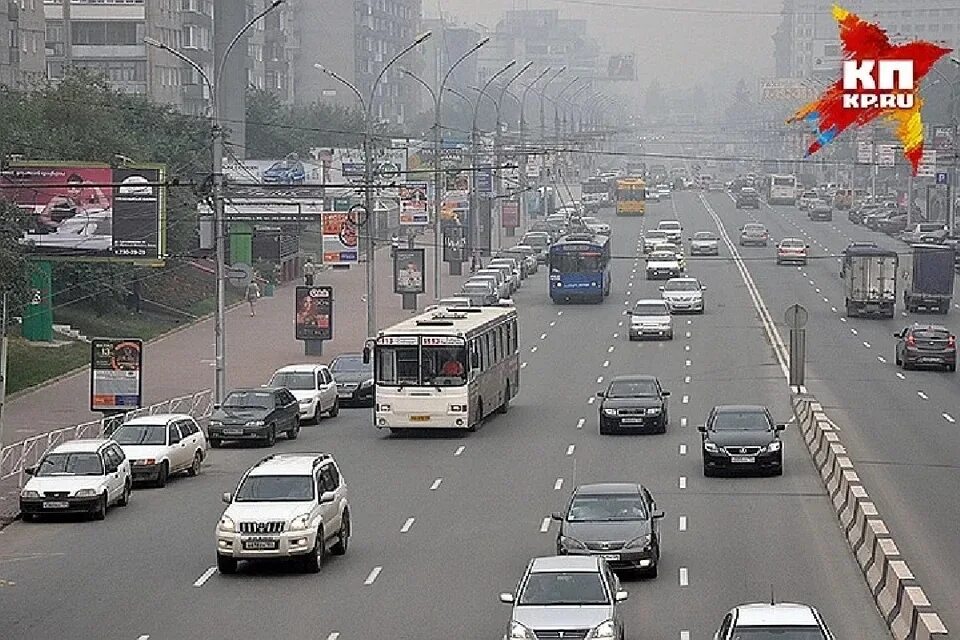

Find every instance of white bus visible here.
[369,306,520,433]
[767,174,798,205]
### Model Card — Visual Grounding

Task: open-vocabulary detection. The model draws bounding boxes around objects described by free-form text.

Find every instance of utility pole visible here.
[0,290,8,451]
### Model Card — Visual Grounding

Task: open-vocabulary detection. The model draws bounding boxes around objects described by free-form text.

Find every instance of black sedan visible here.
[894,325,956,371]
[207,387,300,447]
[331,353,376,406]
[597,375,670,434]
[552,483,664,577]
[699,405,785,476]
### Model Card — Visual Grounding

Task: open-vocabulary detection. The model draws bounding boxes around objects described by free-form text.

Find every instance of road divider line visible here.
[896,372,906,379]
[681,395,689,404]
[943,413,956,423]
[531,346,538,353]
[851,328,858,335]
[540,517,551,533]
[430,478,442,491]
[679,476,687,489]
[566,445,575,456]
[685,360,691,367]
[917,391,928,400]
[679,567,689,586]
[400,518,415,533]
[326,633,340,640]
[596,376,603,384]
[679,516,687,531]
[364,566,382,585]
[588,397,596,404]
[577,418,585,429]
[681,631,690,640]
[608,346,615,353]
[613,333,619,339]
[138,636,150,640]
[549,321,556,327]
[454,446,465,456]
[602,360,610,368]
[555,478,563,490]
[193,566,217,587]
[841,317,848,323]
[685,331,691,338]
[679,444,687,455]
[863,341,871,349]
[877,356,886,363]
[540,333,547,340]
[831,306,838,313]
[558,311,563,316]
[680,417,688,427]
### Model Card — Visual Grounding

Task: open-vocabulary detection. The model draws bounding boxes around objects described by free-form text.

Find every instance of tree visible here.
[245,89,364,158]
[0,200,29,308]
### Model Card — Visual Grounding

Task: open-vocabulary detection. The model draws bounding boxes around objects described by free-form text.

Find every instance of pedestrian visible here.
[245,280,261,317]
[303,257,316,286]
[470,249,483,273]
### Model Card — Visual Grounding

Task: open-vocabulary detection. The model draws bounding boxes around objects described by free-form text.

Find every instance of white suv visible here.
[216,453,350,574]
[20,439,132,521]
[714,602,835,639]
[111,414,207,487]
[268,364,339,423]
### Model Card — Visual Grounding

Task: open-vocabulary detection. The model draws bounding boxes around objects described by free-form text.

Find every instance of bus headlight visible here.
[377,404,391,412]
[449,404,467,413]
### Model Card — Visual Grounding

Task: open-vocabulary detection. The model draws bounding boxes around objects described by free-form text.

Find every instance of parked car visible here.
[713,602,836,639]
[626,299,673,340]
[461,279,499,305]
[902,222,949,244]
[659,277,705,313]
[269,364,339,423]
[489,257,523,288]
[894,324,956,371]
[111,414,206,487]
[739,223,769,246]
[208,387,301,447]
[689,231,720,256]
[19,439,131,521]
[330,353,375,407]
[879,214,908,235]
[597,375,671,434]
[474,270,511,299]
[776,238,809,265]
[699,405,786,476]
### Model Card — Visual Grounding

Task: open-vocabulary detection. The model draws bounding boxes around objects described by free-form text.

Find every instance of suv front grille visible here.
[43,491,69,498]
[585,541,625,551]
[534,631,590,640]
[617,408,647,416]
[723,446,761,456]
[239,521,286,534]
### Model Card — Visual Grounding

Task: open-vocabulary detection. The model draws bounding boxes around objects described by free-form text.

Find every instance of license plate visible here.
[242,539,279,550]
[223,428,243,435]
[42,501,69,509]
[601,554,621,561]
[410,415,431,422]
[730,455,756,463]
[622,418,645,424]
[338,392,351,399]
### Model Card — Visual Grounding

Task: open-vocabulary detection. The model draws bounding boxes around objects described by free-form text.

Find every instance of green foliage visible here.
[245,88,364,158]
[0,200,29,307]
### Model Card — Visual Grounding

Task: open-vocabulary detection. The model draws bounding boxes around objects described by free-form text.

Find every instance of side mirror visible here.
[213,404,221,410]
[596,391,605,398]
[551,511,564,521]
[221,492,232,504]
[623,310,632,316]
[697,425,707,433]
[652,510,665,519]
[499,593,515,604]
[661,391,671,397]
[658,286,665,291]
[362,346,371,364]
[893,332,901,338]
[24,465,36,476]
[775,423,787,432]
[320,491,336,504]
[615,590,629,602]
[700,286,706,290]
[106,464,119,474]
[806,244,811,248]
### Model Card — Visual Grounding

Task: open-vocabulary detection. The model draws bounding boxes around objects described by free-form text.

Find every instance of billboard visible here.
[476,166,493,194]
[322,211,359,265]
[90,338,143,412]
[5,163,166,263]
[400,182,429,225]
[931,125,955,152]
[295,286,333,340]
[222,158,323,186]
[926,184,950,223]
[501,200,520,228]
[394,248,425,294]
[607,54,636,80]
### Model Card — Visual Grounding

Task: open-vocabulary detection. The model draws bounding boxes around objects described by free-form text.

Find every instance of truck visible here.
[841,246,898,318]
[903,244,955,314]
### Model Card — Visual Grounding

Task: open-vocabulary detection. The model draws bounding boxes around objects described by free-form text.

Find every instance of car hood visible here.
[563,519,650,542]
[224,500,313,523]
[334,371,373,385]
[706,429,777,447]
[211,407,271,422]
[24,475,106,494]
[602,396,664,410]
[646,259,679,268]
[632,314,671,324]
[512,605,613,631]
[117,444,170,460]
[288,389,319,401]
[662,290,702,300]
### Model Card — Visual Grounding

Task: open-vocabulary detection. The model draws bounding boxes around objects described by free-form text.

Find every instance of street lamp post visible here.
[495,62,532,242]
[470,60,516,259]
[539,67,566,142]
[317,31,432,338]
[519,67,551,229]
[146,0,286,405]
[931,58,960,233]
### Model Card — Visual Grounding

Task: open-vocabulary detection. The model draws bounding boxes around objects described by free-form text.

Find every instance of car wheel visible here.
[92,493,107,520]
[187,451,202,477]
[303,527,325,573]
[772,464,784,477]
[903,359,914,370]
[118,480,131,506]
[265,425,277,447]
[331,511,350,555]
[287,421,300,440]
[658,417,667,434]
[209,438,222,449]
[467,399,483,432]
[703,463,715,478]
[217,554,238,575]
[599,421,609,435]
[21,513,36,523]
[497,382,511,414]
[328,398,340,418]
[155,461,168,488]
[644,562,659,579]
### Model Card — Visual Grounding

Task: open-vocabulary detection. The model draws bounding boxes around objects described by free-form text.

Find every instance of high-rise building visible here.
[1,0,46,88]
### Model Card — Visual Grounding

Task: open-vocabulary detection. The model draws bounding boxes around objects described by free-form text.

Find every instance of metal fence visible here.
[0,389,214,488]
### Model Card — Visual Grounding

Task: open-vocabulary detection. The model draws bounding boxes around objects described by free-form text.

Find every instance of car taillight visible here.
[906,335,917,347]
[948,336,956,349]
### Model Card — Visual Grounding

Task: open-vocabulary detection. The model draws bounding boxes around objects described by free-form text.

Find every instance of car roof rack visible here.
[255,452,331,468]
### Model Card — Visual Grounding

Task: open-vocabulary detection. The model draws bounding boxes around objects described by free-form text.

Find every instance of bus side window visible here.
[497,326,504,363]
[484,333,492,370]
[513,320,518,353]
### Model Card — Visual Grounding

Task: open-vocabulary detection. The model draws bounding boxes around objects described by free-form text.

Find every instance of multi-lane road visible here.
[2,187,934,639]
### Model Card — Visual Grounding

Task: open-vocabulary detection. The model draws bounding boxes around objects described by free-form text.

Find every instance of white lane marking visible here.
[521,362,528,369]
[430,478,442,491]
[896,372,906,380]
[684,375,691,383]
[193,566,217,587]
[679,515,687,531]
[401,518,415,533]
[588,397,596,404]
[540,333,547,340]
[680,417,688,427]
[685,359,691,366]
[364,566,382,585]
[681,631,691,640]
[566,445,575,456]
[831,306,838,313]
[863,341,871,349]
[624,300,630,305]
[138,636,150,640]
[558,311,563,316]
[918,391,928,400]
[823,297,829,303]
[944,413,956,424]
[815,288,821,294]
[808,279,815,285]
[608,346,615,353]
[679,476,687,489]
[840,317,848,323]
[555,478,564,490]
[454,446,465,456]
[851,328,858,336]
[613,333,619,339]
[618,321,624,327]
[596,376,604,384]
[684,344,691,351]
[549,321,556,327]
[877,356,886,363]
[531,346,538,353]
[679,567,689,586]
[687,319,692,325]
[685,331,691,338]
[679,444,687,455]
[681,395,689,404]
[576,418,585,429]
[540,517,552,533]
[602,360,610,368]
[327,634,341,640]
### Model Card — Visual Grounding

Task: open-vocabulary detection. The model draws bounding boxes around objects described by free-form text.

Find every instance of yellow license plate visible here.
[410,415,431,422]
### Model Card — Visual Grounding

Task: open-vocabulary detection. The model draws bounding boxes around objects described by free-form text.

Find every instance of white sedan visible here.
[112,414,207,487]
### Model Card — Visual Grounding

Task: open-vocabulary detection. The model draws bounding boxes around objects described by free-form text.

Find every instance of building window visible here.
[72,21,141,46]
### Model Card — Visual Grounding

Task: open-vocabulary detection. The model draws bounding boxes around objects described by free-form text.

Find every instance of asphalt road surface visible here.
[0,192,892,640]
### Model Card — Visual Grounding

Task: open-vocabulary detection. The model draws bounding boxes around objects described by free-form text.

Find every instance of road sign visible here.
[936,171,950,185]
[877,144,896,167]
[227,263,252,288]
[917,150,937,177]
[784,304,808,329]
[857,141,873,164]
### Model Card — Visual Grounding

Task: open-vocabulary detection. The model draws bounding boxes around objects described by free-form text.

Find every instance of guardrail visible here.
[0,389,214,489]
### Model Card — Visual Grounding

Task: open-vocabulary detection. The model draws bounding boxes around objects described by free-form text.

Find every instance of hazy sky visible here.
[426,0,782,92]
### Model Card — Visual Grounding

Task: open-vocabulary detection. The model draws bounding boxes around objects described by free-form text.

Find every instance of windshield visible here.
[665,280,700,292]
[332,356,370,374]
[112,424,166,445]
[607,379,658,397]
[773,177,795,186]
[222,391,273,409]
[235,475,314,502]
[568,494,648,521]
[912,329,950,339]
[523,235,549,247]
[633,303,669,316]
[376,344,468,387]
[648,252,676,261]
[36,452,103,476]
[744,225,766,232]
[519,572,609,606]
[693,232,717,240]
[551,251,604,273]
[729,627,827,639]
[658,222,681,230]
[712,411,771,431]
[269,372,315,391]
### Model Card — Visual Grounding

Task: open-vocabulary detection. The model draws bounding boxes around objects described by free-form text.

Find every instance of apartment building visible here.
[1,0,47,88]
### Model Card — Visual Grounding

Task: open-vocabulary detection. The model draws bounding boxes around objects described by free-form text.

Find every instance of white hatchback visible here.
[627,299,674,340]
[112,414,207,487]
[269,365,339,422]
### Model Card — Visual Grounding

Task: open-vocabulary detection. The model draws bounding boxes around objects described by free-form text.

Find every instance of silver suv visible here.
[216,452,350,574]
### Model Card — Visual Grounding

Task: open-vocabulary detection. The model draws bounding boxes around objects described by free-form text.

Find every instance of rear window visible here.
[781,239,805,247]
[918,224,944,232]
[693,232,717,240]
[912,329,950,339]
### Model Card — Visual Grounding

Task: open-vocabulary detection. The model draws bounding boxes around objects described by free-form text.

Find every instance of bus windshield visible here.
[376,344,468,387]
[551,250,604,273]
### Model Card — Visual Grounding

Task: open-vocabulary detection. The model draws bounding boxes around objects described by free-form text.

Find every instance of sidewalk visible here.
[0,235,469,523]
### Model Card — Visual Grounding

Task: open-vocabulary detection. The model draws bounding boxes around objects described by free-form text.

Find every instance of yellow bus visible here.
[615,177,646,216]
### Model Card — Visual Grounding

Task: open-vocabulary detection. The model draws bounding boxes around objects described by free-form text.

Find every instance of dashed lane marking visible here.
[851,328,858,335]
[679,567,689,586]
[364,566,382,585]
[521,362,527,369]
[555,478,564,490]
[684,345,691,351]
[540,517,551,533]
[681,631,691,640]
[896,372,906,380]
[531,346,538,353]
[823,297,829,303]
[193,567,217,587]
[831,306,838,313]
[549,321,556,327]
[558,311,563,316]
[679,516,687,531]
[863,341,871,349]
[877,356,886,363]
[608,346,615,353]
[602,360,610,368]
[944,413,956,424]
[679,476,687,489]
[681,395,689,404]
[684,375,691,383]
[918,391,928,400]
[566,445,575,456]
[588,397,596,404]
[685,331,691,338]
[840,317,847,323]
[596,376,604,384]
[577,418,585,429]
[138,636,150,640]
[679,444,687,455]
[680,417,688,427]
[685,360,691,366]
[327,634,341,640]
[613,333,619,339]
[540,333,547,340]
[454,446,465,456]
[401,518,415,533]
[430,478,442,491]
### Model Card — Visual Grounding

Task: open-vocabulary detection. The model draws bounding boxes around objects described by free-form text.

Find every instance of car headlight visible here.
[75,489,97,497]
[559,535,587,550]
[360,379,374,388]
[646,407,661,415]
[218,515,236,532]
[624,534,651,549]
[602,408,618,416]
[378,404,391,412]
[587,620,617,639]
[509,621,536,640]
[209,420,222,426]
[766,440,782,452]
[299,398,313,405]
[289,513,312,531]
[703,441,719,453]
[245,420,265,426]
[20,489,40,498]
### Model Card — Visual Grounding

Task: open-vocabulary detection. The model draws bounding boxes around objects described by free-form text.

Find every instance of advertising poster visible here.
[607,54,636,80]
[322,211,359,265]
[399,182,429,225]
[394,248,425,294]
[442,224,466,263]
[295,286,333,340]
[501,200,520,228]
[4,163,166,263]
[932,125,955,152]
[90,338,143,412]
[926,184,950,223]
[476,167,493,194]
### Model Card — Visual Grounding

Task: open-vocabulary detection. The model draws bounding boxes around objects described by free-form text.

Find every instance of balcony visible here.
[8,1,18,21]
